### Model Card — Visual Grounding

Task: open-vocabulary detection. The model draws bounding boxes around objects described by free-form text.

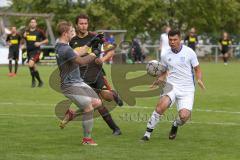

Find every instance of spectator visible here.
[219,31,232,65]
[131,38,142,63]
[184,27,198,51]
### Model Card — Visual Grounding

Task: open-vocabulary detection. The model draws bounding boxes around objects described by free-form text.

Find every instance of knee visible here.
[84,105,94,113]
[179,110,191,122]
[155,106,164,115]
[155,97,170,114]
[28,61,35,67]
[92,98,102,108]
[100,90,112,101]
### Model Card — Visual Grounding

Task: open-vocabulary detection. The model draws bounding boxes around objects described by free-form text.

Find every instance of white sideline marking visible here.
[0,113,55,118]
[0,102,240,114]
[124,106,240,114]
[0,113,239,126]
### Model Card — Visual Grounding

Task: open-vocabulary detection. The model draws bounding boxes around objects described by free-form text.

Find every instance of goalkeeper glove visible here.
[86,33,104,47]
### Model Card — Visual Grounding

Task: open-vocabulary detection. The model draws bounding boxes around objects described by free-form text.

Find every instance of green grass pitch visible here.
[0,62,239,160]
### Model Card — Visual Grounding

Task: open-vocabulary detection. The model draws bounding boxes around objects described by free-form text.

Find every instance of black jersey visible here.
[25,28,46,52]
[69,32,103,84]
[219,38,232,53]
[6,34,21,51]
[184,35,198,51]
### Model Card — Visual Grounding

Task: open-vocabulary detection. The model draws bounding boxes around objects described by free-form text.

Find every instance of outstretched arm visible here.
[95,43,116,64]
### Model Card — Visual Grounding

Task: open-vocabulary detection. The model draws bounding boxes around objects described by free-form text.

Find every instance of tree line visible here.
[4,0,240,43]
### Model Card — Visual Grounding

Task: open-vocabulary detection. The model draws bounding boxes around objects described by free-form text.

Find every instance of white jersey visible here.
[160,33,170,57]
[161,45,199,92]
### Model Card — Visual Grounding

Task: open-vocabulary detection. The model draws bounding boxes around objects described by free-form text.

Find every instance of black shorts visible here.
[8,50,19,60]
[221,49,229,55]
[88,75,105,93]
[27,50,41,62]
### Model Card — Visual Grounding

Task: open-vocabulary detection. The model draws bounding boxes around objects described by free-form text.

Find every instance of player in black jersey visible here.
[70,14,122,135]
[23,17,48,87]
[184,27,198,51]
[6,26,21,76]
[219,32,232,65]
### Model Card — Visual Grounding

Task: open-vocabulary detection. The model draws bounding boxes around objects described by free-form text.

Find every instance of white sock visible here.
[144,110,162,138]
[173,117,184,127]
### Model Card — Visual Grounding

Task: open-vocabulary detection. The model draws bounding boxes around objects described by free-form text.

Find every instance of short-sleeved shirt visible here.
[55,42,83,86]
[219,38,232,53]
[161,45,199,92]
[25,28,47,52]
[6,34,21,52]
[69,32,103,84]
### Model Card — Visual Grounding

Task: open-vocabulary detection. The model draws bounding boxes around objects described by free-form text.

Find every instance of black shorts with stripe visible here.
[27,50,41,62]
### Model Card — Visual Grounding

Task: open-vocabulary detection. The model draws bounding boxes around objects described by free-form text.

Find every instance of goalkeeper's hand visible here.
[86,33,104,47]
[95,58,103,65]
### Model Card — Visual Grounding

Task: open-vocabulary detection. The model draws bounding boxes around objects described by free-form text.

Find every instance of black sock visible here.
[14,61,18,74]
[223,57,228,63]
[34,70,42,83]
[98,106,120,131]
[29,67,35,83]
[9,60,12,73]
[35,71,42,82]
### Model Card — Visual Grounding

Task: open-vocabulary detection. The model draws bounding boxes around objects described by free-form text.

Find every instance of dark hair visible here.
[168,29,181,37]
[56,21,72,36]
[75,13,89,24]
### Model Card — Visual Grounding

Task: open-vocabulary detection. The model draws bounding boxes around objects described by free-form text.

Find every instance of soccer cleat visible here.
[59,109,75,129]
[38,81,44,87]
[112,128,122,136]
[111,90,123,107]
[59,120,67,129]
[169,125,178,140]
[140,136,149,142]
[81,137,98,146]
[31,81,36,88]
[11,73,16,77]
[8,73,13,77]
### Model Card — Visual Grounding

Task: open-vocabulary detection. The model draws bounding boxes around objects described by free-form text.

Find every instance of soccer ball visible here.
[146,60,166,77]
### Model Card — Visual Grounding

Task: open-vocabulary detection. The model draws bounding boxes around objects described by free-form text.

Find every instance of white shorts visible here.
[162,87,195,111]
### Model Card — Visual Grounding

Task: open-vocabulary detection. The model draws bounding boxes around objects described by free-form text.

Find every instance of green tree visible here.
[7,0,240,42]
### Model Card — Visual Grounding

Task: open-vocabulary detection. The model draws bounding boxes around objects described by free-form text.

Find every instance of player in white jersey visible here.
[159,26,171,58]
[141,30,205,141]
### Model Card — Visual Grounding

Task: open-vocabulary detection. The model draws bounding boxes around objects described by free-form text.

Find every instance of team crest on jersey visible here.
[180,57,185,62]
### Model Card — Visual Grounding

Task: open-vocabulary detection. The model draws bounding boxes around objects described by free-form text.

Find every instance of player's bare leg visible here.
[169,108,191,140]
[97,92,122,135]
[141,95,171,141]
[102,76,123,106]
[60,98,101,129]
[100,88,123,107]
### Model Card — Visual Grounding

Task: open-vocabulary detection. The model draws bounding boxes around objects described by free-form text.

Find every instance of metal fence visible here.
[142,44,240,63]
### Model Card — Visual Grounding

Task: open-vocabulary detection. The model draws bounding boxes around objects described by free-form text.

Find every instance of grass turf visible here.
[0,62,239,160]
